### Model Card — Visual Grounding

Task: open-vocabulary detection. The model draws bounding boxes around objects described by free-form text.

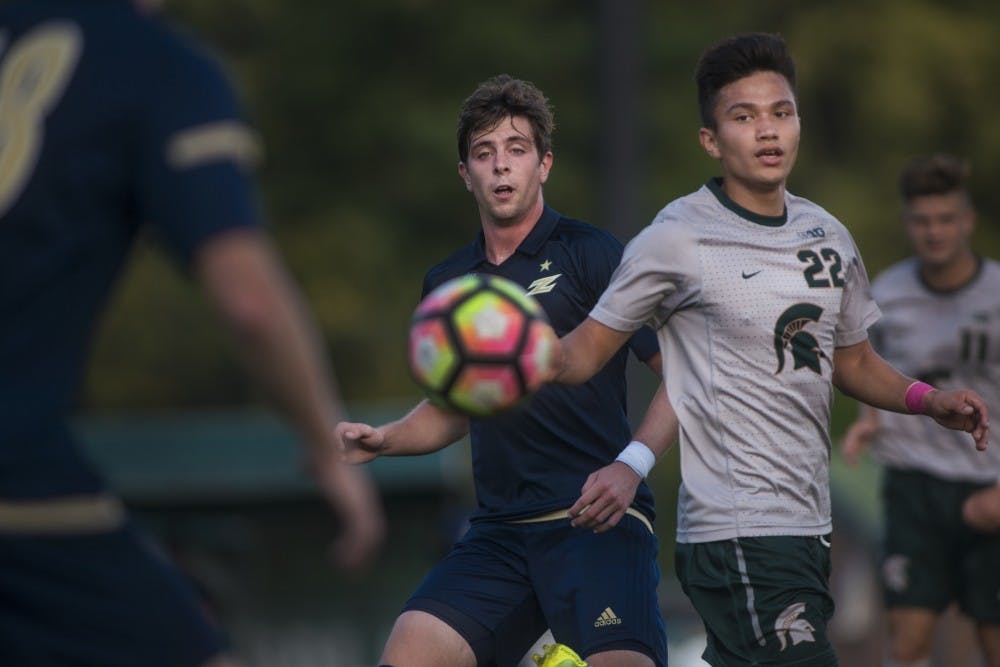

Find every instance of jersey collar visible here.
[916,255,984,295]
[470,205,561,266]
[707,178,787,227]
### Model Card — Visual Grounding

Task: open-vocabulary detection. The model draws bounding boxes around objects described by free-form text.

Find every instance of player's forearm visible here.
[551,337,592,385]
[228,273,344,449]
[631,382,678,459]
[377,400,470,456]
[832,340,915,414]
[553,317,631,385]
[853,401,880,426]
[197,230,345,451]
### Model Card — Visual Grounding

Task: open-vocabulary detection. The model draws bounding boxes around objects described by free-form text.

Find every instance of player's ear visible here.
[538,151,553,184]
[458,161,472,191]
[699,127,721,159]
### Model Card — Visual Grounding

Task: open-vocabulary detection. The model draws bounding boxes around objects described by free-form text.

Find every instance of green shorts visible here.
[675,535,837,666]
[881,467,1000,622]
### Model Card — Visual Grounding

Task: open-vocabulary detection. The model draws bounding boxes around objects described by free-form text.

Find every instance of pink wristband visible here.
[904,381,935,414]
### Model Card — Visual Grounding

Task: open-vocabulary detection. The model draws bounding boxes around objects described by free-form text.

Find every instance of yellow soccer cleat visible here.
[531,642,588,667]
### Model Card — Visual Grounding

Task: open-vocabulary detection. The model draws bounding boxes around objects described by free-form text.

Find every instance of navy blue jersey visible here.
[0,0,261,495]
[422,206,659,522]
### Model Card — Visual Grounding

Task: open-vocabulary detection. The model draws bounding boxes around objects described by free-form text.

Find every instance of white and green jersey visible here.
[867,257,1000,483]
[592,179,881,543]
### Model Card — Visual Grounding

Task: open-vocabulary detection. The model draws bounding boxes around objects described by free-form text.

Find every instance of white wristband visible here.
[615,440,656,478]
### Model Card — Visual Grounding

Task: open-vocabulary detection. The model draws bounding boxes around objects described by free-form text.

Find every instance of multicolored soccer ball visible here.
[408,274,558,417]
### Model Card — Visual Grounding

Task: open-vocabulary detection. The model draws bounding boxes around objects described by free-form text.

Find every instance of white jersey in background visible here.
[868,256,1000,483]
[592,179,882,543]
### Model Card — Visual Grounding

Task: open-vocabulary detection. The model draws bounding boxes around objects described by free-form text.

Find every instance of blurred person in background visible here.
[842,153,1000,667]
[0,0,384,665]
[337,74,675,667]
[963,484,1000,533]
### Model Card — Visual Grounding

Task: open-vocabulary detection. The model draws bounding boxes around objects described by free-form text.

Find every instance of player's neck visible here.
[919,251,978,291]
[132,0,163,14]
[721,179,786,217]
[481,200,543,265]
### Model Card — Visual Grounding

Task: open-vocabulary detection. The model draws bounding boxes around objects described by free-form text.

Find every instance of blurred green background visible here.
[72,1,1000,664]
[83,0,1000,413]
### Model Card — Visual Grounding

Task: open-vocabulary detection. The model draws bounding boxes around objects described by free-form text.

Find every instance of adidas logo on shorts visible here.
[593,607,622,627]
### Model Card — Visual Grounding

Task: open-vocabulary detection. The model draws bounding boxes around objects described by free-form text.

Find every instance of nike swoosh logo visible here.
[819,535,831,548]
[741,270,762,279]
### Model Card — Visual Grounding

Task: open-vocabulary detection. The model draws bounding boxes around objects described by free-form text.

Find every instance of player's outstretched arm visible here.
[840,403,879,467]
[337,399,470,463]
[194,227,385,570]
[551,317,634,386]
[570,353,678,532]
[310,451,385,570]
[833,339,989,451]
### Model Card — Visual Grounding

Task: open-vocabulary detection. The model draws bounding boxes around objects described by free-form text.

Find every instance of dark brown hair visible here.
[899,153,970,202]
[695,33,797,130]
[456,74,554,163]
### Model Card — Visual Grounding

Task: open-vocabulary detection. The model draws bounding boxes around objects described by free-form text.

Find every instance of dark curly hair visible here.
[456,74,555,163]
[899,153,970,202]
[695,32,797,130]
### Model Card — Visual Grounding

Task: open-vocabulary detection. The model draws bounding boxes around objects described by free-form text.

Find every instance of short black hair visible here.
[695,32,797,130]
[899,153,970,202]
[456,74,555,163]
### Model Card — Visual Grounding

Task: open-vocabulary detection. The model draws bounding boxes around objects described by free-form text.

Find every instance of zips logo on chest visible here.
[526,274,562,296]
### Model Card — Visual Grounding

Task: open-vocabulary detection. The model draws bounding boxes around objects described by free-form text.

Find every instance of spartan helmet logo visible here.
[882,554,910,593]
[773,303,826,375]
[775,602,816,651]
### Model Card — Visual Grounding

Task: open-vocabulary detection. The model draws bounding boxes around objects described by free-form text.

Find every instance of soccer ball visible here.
[408,274,558,417]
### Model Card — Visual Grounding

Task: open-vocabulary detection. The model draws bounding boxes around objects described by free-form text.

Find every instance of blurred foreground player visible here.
[0,1,384,665]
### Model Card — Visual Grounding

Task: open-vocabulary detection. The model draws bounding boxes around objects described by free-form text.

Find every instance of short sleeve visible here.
[135,36,262,264]
[834,234,881,347]
[590,214,700,332]
[580,228,661,362]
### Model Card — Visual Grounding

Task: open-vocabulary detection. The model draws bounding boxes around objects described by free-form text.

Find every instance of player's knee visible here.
[887,638,933,666]
[886,613,936,662]
[884,657,931,667]
[200,654,247,667]
[585,648,653,666]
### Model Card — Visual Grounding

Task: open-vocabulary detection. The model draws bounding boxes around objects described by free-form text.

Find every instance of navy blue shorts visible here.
[403,512,667,667]
[0,516,228,667]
